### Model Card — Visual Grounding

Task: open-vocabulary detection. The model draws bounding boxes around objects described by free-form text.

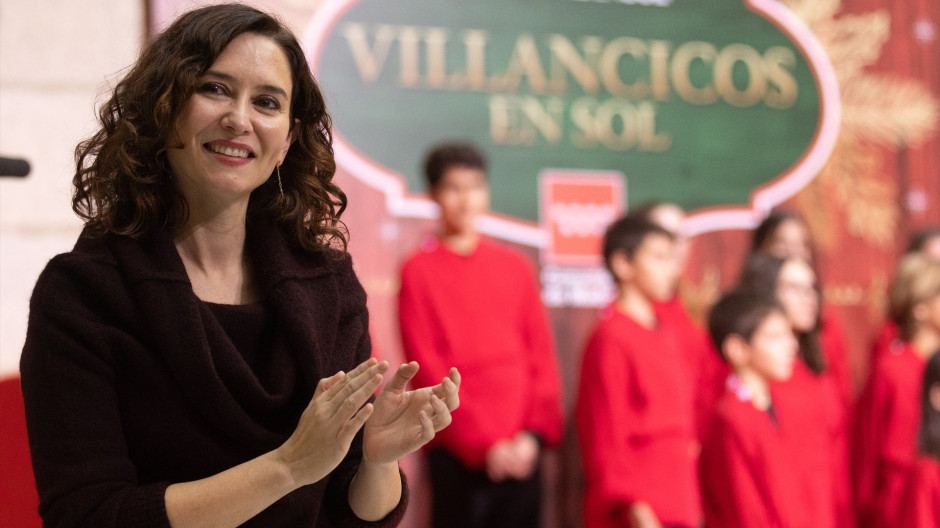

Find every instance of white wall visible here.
[0,0,145,377]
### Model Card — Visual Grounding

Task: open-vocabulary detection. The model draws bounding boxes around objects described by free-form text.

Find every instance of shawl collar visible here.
[105,220,347,451]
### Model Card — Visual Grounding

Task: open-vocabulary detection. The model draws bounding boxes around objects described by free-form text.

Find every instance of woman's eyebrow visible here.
[202,70,289,98]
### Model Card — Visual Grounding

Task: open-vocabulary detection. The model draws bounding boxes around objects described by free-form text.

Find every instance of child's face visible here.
[775,258,819,333]
[764,219,812,262]
[747,311,798,382]
[648,204,689,269]
[630,233,679,302]
[432,166,489,236]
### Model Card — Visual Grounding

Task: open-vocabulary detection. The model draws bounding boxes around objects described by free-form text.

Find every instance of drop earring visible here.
[276,163,284,198]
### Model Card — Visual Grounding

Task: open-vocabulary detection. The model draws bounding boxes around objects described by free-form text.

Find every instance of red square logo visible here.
[539,170,625,267]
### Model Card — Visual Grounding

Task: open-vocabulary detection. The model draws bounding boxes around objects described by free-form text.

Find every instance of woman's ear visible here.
[279,119,299,162]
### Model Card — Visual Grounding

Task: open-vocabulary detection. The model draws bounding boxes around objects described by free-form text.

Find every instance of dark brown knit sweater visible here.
[19,219,407,527]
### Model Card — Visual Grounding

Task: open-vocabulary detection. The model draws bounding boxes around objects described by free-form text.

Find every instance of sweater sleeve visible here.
[19,267,172,528]
[323,256,408,528]
[518,262,564,447]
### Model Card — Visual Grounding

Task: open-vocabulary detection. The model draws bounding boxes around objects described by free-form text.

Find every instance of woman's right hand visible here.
[275,358,388,487]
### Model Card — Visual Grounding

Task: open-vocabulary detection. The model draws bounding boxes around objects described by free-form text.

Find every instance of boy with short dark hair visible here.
[699,290,811,528]
[576,215,702,528]
[398,142,563,528]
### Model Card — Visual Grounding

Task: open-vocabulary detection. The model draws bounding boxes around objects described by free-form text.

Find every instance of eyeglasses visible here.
[778,281,818,298]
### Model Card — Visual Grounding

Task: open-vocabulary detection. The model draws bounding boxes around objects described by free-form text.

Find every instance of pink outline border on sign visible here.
[303,0,841,246]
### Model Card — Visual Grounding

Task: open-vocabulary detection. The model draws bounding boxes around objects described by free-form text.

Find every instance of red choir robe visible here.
[576,304,701,528]
[852,342,927,528]
[699,377,814,528]
[656,296,727,441]
[772,312,855,528]
[897,456,940,528]
[819,313,857,528]
[870,320,901,361]
[397,236,564,469]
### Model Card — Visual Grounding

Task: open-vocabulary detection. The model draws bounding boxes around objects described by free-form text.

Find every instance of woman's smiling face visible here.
[166,32,294,209]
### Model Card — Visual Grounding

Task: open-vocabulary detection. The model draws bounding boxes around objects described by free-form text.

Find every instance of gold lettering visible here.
[488,95,513,144]
[463,30,488,90]
[636,101,671,151]
[649,40,671,101]
[599,37,649,99]
[398,26,421,87]
[595,98,638,150]
[425,28,449,89]
[492,34,548,93]
[570,97,599,148]
[488,95,563,145]
[521,96,564,143]
[714,43,765,107]
[671,41,718,105]
[341,23,396,83]
[548,34,601,94]
[763,46,798,109]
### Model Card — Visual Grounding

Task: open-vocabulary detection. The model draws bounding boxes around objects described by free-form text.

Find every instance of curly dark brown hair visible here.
[72,3,347,253]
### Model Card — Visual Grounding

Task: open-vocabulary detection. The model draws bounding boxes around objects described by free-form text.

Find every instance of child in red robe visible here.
[870,226,940,363]
[737,253,850,528]
[898,350,940,528]
[398,142,563,528]
[699,290,809,528]
[576,216,701,528]
[853,253,940,528]
[629,201,725,440]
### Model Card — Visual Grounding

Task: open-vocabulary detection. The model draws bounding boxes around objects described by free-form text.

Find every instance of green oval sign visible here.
[305,0,839,241]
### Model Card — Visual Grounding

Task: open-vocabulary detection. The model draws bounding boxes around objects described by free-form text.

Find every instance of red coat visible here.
[852,342,927,528]
[898,456,940,528]
[699,381,814,528]
[576,305,701,528]
[397,237,564,469]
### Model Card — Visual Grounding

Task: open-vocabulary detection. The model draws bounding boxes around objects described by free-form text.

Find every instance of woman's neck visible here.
[616,286,657,329]
[173,210,257,304]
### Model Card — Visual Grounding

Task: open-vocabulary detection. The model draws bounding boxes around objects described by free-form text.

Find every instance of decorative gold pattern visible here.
[784,0,939,249]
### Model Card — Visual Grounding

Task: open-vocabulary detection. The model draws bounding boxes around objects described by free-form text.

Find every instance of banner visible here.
[306,0,840,241]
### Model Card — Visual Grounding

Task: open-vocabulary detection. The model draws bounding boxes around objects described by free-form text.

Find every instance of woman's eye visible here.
[255,96,282,111]
[198,82,227,96]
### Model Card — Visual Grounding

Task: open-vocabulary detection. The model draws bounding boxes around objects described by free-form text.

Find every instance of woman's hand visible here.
[275,358,388,487]
[362,362,461,465]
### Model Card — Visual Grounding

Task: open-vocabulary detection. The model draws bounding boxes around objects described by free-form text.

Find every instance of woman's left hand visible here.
[362,362,461,465]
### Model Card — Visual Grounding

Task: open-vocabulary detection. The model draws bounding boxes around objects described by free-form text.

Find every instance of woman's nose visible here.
[221,100,251,134]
